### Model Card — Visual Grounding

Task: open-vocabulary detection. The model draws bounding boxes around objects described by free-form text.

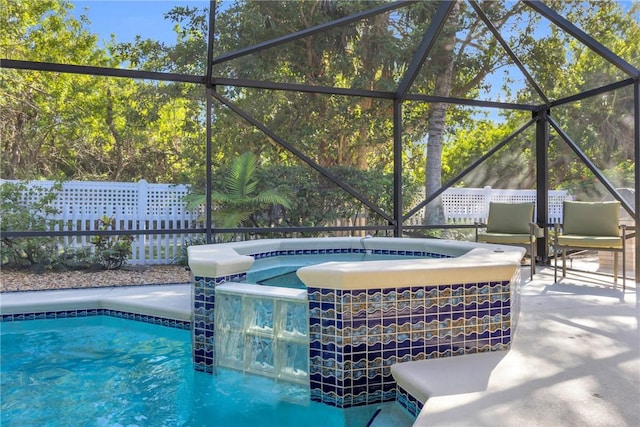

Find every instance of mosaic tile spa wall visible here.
[308,274,520,408]
[192,248,521,410]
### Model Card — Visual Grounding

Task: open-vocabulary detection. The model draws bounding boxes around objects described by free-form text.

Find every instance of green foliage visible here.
[443,117,535,188]
[0,182,133,270]
[57,246,93,270]
[253,164,421,232]
[89,216,133,270]
[512,1,640,195]
[1,0,206,183]
[0,181,61,269]
[255,165,368,231]
[607,160,635,189]
[185,153,421,237]
[186,152,292,234]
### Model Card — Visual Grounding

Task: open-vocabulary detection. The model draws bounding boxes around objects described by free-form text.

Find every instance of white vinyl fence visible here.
[440,186,572,224]
[2,179,200,265]
[3,180,572,265]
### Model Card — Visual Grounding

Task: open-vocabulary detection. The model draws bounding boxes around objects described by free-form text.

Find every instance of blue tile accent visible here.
[193,275,219,370]
[0,308,190,329]
[244,248,454,262]
[397,384,423,418]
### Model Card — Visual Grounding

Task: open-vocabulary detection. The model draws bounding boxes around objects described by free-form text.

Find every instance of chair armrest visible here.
[473,221,487,231]
[620,224,627,238]
[552,223,562,242]
[529,222,544,238]
[473,221,486,242]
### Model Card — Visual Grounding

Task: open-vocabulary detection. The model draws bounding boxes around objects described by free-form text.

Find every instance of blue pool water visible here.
[0,317,399,427]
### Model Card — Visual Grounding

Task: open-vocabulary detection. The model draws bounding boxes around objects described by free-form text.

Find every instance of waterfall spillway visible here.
[214,284,309,384]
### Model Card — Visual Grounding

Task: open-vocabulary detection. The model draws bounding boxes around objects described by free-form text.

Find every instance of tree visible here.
[545,1,639,197]
[443,116,535,188]
[423,0,639,221]
[210,1,403,169]
[495,0,640,198]
[1,0,103,179]
[1,0,206,183]
[420,0,547,224]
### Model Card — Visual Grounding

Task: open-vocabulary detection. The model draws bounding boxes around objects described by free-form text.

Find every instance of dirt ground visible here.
[0,265,192,292]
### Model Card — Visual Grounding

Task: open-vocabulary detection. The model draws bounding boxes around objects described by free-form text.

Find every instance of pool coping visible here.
[0,284,192,323]
[188,237,526,289]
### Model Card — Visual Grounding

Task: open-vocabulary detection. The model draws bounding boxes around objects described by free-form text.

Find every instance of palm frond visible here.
[224,152,258,198]
[253,188,292,209]
[212,209,252,228]
[187,152,292,228]
[184,193,206,210]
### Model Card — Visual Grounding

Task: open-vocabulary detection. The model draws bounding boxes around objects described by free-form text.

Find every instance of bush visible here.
[0,181,62,269]
[90,216,133,270]
[1,183,134,271]
[252,165,422,231]
[57,246,93,270]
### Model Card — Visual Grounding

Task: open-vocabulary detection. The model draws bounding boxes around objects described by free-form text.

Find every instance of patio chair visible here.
[554,201,626,290]
[475,202,540,280]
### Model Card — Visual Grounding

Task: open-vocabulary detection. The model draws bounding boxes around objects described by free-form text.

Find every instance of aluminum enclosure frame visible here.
[1,0,639,279]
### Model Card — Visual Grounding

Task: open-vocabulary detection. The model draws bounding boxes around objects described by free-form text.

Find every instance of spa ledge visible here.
[187,237,525,290]
[188,245,254,278]
[297,246,524,289]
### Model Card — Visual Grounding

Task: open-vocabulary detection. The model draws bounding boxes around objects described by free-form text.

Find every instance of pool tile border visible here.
[251,248,453,260]
[396,384,424,418]
[1,308,191,330]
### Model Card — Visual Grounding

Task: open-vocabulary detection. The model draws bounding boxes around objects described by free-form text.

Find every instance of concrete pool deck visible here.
[0,284,192,321]
[407,266,639,427]
[1,266,638,427]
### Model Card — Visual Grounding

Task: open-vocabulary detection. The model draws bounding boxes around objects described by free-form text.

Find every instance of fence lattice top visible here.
[2,179,198,219]
[3,180,572,224]
[441,186,572,224]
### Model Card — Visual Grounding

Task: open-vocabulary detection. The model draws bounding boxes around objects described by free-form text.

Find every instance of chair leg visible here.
[613,252,619,286]
[622,227,626,292]
[562,250,567,278]
[554,243,558,283]
[623,255,626,292]
[530,239,535,280]
[622,243,626,292]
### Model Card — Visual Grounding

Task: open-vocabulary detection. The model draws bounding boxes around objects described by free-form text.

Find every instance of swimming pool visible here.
[0,316,413,427]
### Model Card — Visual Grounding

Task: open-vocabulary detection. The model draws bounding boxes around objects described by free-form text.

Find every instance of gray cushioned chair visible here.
[554,201,626,290]
[475,202,540,280]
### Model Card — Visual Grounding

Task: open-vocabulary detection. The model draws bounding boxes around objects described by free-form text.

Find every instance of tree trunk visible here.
[424,1,459,226]
[424,100,448,225]
[105,89,124,181]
